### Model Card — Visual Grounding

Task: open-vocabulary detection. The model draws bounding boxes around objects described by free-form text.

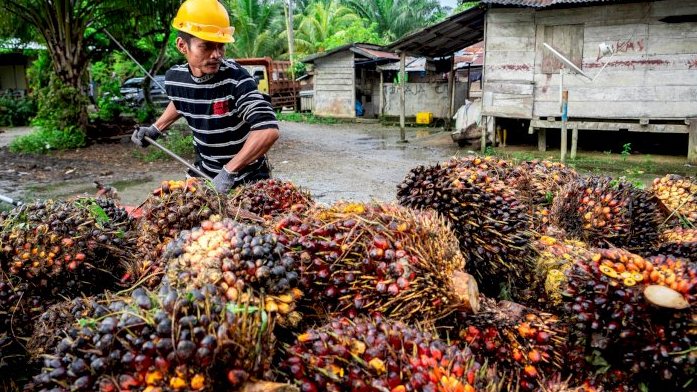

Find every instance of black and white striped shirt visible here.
[165,59,278,177]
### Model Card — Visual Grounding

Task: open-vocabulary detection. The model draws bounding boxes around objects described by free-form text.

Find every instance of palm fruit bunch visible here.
[397,156,534,298]
[163,216,302,324]
[652,174,697,224]
[0,274,42,380]
[563,248,696,388]
[454,298,568,391]
[530,236,593,310]
[0,198,134,294]
[128,178,228,285]
[274,202,479,323]
[506,160,579,232]
[227,178,314,220]
[551,176,664,254]
[29,284,278,392]
[281,316,497,392]
[658,227,697,260]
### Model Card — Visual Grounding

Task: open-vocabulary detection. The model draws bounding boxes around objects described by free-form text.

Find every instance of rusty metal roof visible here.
[386,5,485,58]
[481,0,624,7]
[301,43,397,64]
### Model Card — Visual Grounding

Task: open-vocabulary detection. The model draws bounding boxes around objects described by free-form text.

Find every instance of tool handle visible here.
[143,136,213,181]
[0,194,22,206]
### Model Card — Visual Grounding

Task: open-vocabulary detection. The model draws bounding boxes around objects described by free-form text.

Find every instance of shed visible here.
[0,53,30,96]
[480,0,697,162]
[301,43,399,118]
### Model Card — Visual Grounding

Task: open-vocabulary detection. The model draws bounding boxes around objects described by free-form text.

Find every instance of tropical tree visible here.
[341,0,443,41]
[224,0,285,58]
[292,0,361,55]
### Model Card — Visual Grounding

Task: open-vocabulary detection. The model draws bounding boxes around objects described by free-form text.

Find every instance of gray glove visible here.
[131,124,161,148]
[212,168,239,194]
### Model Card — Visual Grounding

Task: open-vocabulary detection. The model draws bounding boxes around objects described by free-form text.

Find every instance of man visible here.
[131,0,279,194]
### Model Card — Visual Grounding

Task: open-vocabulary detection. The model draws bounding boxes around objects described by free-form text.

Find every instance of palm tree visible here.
[224,0,285,58]
[293,0,360,54]
[342,0,442,41]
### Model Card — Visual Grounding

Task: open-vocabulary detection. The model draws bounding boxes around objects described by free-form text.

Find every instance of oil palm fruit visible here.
[507,160,579,232]
[281,316,497,392]
[163,216,303,325]
[551,177,664,255]
[454,298,568,391]
[657,227,697,260]
[274,202,479,323]
[128,178,228,286]
[652,174,697,225]
[563,248,695,389]
[397,156,534,299]
[28,284,277,392]
[227,179,314,220]
[530,236,593,310]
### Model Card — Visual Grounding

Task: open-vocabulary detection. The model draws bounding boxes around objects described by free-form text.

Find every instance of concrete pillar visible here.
[399,52,406,142]
[570,127,578,160]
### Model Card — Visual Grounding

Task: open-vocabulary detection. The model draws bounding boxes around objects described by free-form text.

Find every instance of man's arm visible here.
[152,101,181,133]
[222,128,279,173]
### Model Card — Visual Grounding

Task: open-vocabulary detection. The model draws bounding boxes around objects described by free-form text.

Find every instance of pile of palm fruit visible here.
[1,157,695,392]
[397,156,535,298]
[273,201,479,323]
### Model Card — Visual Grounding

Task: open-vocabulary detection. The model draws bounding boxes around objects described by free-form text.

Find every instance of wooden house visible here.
[480,0,697,162]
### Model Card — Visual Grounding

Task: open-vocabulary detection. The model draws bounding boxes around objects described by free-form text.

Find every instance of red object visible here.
[124,205,143,219]
[213,100,228,115]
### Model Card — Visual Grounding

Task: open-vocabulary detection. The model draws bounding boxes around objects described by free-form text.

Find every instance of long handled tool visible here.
[0,193,22,206]
[143,135,213,181]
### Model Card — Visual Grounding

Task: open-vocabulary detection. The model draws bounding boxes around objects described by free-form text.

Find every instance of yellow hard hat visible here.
[172,0,235,43]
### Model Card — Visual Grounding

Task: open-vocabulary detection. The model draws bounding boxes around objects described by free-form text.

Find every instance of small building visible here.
[301,43,399,118]
[480,0,697,162]
[0,53,30,96]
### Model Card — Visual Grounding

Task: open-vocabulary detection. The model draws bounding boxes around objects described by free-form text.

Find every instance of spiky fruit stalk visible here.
[281,316,497,391]
[551,177,665,254]
[28,284,277,392]
[652,174,697,225]
[228,179,314,219]
[454,298,568,391]
[397,156,534,299]
[274,202,478,323]
[507,160,579,232]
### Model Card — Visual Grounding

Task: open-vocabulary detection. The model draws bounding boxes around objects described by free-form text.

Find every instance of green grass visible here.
[132,126,195,162]
[277,112,339,124]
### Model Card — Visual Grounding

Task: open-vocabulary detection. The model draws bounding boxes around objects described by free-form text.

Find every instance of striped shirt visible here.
[165,59,278,178]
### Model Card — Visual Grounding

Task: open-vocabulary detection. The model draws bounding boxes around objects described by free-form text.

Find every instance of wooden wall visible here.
[483,0,697,120]
[313,51,356,118]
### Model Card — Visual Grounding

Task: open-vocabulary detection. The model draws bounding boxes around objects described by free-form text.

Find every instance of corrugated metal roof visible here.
[481,0,623,7]
[386,6,485,58]
[301,43,395,63]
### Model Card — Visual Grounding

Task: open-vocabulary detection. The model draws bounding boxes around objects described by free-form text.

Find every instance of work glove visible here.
[212,167,239,194]
[131,124,161,148]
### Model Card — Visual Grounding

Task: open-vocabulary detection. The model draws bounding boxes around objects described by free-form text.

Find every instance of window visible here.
[541,24,584,74]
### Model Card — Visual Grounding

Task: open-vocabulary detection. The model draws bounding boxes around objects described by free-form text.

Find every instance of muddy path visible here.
[0,122,463,207]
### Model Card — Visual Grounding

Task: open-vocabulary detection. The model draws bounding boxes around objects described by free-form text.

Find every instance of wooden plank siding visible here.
[483,0,697,121]
[313,51,356,118]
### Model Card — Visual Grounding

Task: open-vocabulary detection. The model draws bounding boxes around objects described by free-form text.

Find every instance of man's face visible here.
[177,36,225,77]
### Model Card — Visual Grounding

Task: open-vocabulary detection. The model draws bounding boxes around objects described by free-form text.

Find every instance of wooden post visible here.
[447,55,455,131]
[379,71,384,117]
[482,116,494,153]
[570,127,578,160]
[560,90,568,162]
[538,129,547,152]
[689,118,697,164]
[399,51,406,142]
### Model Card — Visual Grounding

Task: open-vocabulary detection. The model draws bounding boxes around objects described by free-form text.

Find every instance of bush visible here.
[141,127,194,162]
[9,126,86,153]
[0,95,37,127]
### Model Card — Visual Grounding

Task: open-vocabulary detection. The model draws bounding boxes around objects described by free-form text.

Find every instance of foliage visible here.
[0,95,37,127]
[139,127,194,162]
[224,0,285,58]
[293,0,361,54]
[453,1,480,14]
[29,76,88,150]
[276,111,338,124]
[26,50,52,93]
[9,126,85,153]
[317,19,386,50]
[341,0,443,41]
[621,142,632,161]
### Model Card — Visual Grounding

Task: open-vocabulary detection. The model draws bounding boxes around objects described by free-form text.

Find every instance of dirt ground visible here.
[0,122,463,207]
[1,121,692,209]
